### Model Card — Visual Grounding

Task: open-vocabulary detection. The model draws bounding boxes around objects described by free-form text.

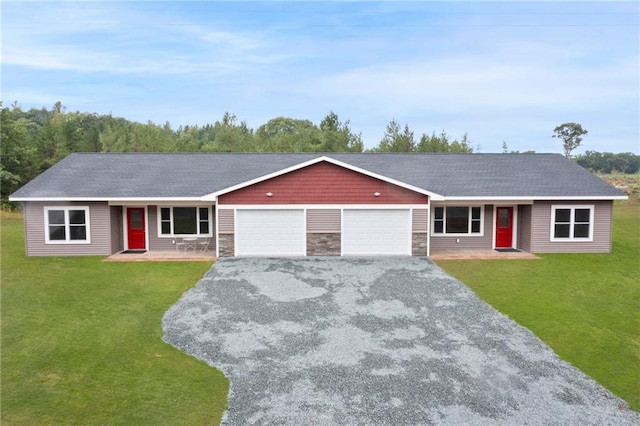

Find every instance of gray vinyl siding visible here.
[218,209,234,234]
[517,204,532,252]
[148,206,174,251]
[530,200,612,253]
[148,205,216,251]
[24,201,112,256]
[307,209,341,233]
[412,209,428,233]
[430,205,493,250]
[110,206,123,254]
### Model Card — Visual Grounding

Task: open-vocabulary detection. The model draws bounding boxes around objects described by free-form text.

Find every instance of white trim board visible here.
[442,196,627,201]
[11,194,627,204]
[9,197,208,202]
[218,204,428,210]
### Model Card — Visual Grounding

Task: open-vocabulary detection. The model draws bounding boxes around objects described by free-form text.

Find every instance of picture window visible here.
[433,206,483,235]
[159,207,211,236]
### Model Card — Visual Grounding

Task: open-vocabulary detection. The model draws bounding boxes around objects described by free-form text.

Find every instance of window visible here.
[433,206,483,235]
[551,205,594,241]
[158,207,211,236]
[44,206,91,244]
[199,208,209,234]
[160,208,171,234]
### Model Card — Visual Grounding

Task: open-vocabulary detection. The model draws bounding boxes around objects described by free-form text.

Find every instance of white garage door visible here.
[236,209,305,256]
[343,209,411,255]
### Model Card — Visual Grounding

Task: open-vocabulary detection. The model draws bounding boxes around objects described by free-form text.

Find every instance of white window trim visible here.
[550,205,594,242]
[156,206,213,238]
[431,205,484,237]
[44,206,91,244]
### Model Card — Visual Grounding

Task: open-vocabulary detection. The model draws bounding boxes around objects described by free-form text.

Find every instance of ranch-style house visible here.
[9,153,626,258]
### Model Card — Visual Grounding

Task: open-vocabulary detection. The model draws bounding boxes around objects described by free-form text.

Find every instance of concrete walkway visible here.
[429,249,538,260]
[163,257,638,425]
[105,250,536,262]
[104,250,216,262]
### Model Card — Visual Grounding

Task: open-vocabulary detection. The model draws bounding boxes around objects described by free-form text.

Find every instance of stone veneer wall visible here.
[412,233,428,256]
[218,234,235,257]
[307,233,341,256]
[219,232,426,257]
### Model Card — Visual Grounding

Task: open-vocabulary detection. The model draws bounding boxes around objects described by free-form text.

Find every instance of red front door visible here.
[127,208,146,250]
[495,207,513,248]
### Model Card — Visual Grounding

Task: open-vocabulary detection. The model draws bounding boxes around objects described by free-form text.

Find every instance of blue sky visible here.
[2,1,638,153]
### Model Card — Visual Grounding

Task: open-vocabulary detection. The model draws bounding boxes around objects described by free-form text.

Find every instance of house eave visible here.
[12,194,625,204]
[9,196,209,203]
[441,195,628,201]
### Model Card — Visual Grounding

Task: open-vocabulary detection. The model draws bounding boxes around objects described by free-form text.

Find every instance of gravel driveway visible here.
[163,257,638,425]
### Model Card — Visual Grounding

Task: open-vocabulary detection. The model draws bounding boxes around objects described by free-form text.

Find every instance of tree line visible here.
[1,102,474,206]
[574,151,639,174]
[2,102,637,207]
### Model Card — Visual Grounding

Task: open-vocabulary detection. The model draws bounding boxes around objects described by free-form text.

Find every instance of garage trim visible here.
[220,204,426,210]
[235,208,306,256]
[217,204,430,257]
[342,209,412,256]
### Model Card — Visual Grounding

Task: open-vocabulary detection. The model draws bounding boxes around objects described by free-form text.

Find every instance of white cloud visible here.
[1,1,637,153]
[1,2,283,75]
[299,45,637,115]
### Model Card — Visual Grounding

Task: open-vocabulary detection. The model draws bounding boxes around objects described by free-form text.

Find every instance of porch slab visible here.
[429,249,538,260]
[104,250,216,262]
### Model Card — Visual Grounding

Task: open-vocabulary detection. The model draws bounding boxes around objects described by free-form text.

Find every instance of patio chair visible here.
[198,238,211,253]
[175,237,187,252]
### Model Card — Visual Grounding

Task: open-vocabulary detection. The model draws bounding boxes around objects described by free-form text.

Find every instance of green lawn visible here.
[1,212,229,425]
[437,200,640,412]
[2,200,638,423]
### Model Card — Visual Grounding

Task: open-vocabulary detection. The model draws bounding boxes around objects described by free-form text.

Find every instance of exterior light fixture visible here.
[266,192,273,197]
[374,192,381,197]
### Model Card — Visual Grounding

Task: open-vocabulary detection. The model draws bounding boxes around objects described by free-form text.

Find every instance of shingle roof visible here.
[10,152,624,200]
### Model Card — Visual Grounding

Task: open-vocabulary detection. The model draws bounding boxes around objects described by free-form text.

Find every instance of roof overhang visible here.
[9,197,207,203]
[202,155,445,201]
[441,195,628,201]
[11,194,627,204]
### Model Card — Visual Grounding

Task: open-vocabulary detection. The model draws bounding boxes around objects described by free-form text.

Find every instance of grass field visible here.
[437,199,640,412]
[1,211,228,425]
[2,197,638,423]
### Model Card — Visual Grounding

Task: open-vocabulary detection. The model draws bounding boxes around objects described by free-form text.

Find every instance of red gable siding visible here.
[218,161,428,205]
